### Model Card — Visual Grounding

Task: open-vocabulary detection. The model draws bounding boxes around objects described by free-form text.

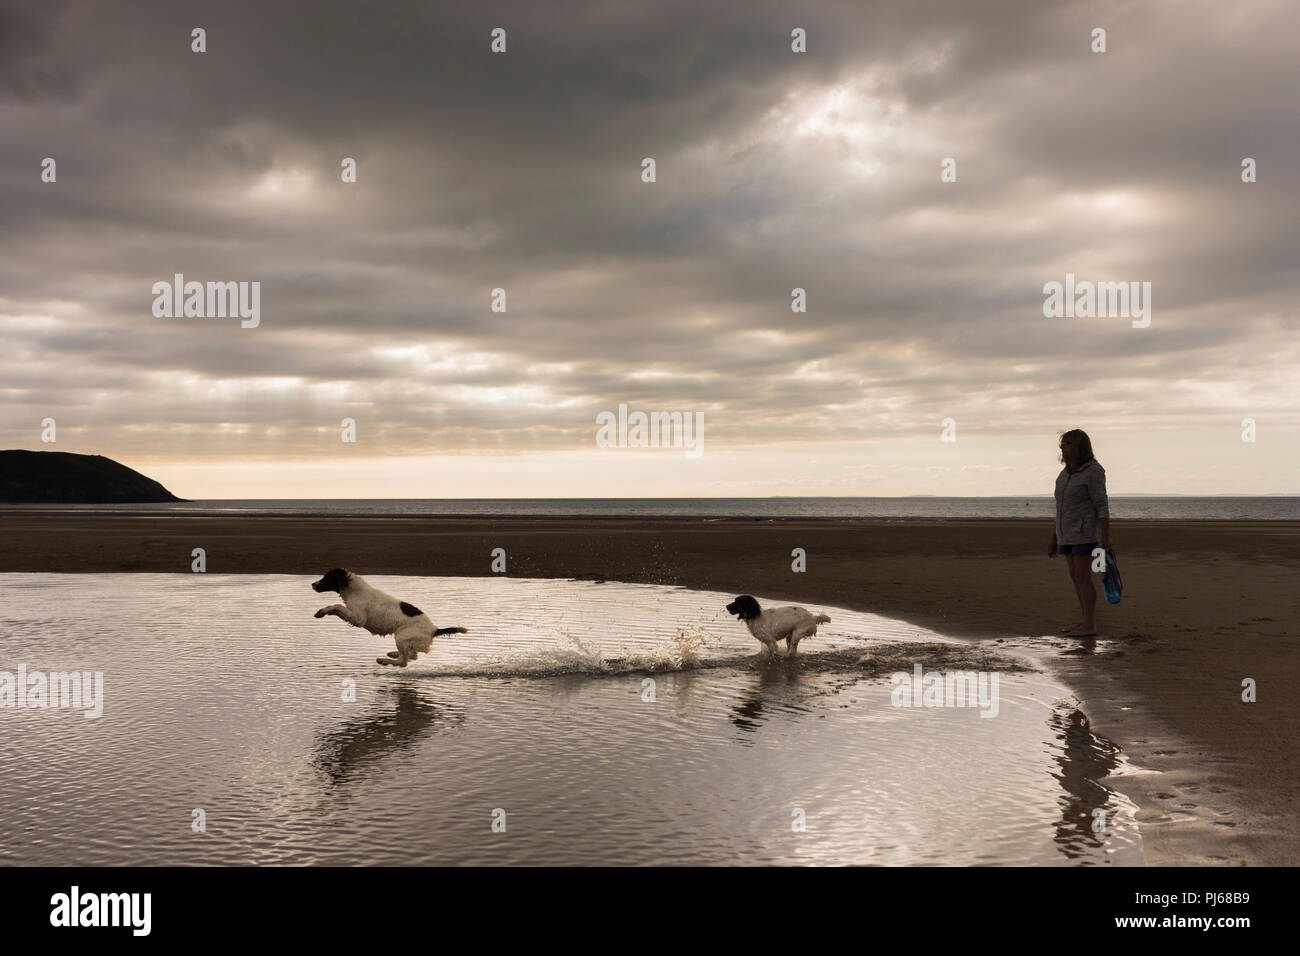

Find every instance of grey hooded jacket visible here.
[1054,459,1109,545]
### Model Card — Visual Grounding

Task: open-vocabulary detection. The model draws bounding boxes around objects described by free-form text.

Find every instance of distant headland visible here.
[0,450,184,503]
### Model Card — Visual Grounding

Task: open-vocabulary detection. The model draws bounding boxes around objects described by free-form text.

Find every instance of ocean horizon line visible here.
[78,493,1300,500]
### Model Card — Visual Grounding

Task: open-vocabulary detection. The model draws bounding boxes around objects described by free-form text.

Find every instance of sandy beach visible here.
[2,513,1296,865]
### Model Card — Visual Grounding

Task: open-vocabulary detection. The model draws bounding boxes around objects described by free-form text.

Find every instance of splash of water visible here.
[408,620,730,678]
[618,621,722,671]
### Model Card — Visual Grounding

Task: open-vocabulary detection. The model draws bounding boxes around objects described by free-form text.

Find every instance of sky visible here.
[2,0,1298,498]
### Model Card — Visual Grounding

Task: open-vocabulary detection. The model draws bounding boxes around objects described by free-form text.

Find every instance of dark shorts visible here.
[1058,542,1098,556]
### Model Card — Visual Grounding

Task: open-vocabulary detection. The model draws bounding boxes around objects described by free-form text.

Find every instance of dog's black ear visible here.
[735,595,761,620]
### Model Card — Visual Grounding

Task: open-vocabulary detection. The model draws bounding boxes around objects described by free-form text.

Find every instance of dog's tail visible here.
[814,614,831,624]
[434,626,470,637]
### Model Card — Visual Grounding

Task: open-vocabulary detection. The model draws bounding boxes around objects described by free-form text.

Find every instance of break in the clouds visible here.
[2,0,1298,496]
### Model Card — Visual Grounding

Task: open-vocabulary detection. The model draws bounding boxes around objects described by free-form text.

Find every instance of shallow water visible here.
[0,574,1142,865]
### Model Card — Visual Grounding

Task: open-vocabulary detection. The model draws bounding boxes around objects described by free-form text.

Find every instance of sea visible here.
[3,496,1297,520]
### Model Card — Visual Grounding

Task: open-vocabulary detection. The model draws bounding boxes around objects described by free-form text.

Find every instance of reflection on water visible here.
[314,685,464,788]
[1051,708,1124,861]
[729,665,807,734]
[731,690,765,732]
[0,574,1144,865]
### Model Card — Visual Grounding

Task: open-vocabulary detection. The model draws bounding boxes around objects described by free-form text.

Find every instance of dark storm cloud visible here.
[1,0,1297,464]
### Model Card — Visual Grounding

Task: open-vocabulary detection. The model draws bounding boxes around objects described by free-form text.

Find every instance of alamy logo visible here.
[595,403,704,458]
[50,886,151,936]
[152,273,260,328]
[1042,272,1151,328]
[0,664,104,719]
[889,664,1000,718]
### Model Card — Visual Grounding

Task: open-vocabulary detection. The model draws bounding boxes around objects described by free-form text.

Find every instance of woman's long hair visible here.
[1059,428,1095,466]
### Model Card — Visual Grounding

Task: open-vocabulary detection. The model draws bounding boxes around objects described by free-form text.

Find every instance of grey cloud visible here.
[1,0,1297,467]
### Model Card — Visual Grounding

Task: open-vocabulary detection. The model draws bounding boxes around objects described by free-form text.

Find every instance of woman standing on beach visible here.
[1049,429,1111,637]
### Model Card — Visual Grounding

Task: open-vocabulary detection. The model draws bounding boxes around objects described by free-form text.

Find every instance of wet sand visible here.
[2,513,1297,865]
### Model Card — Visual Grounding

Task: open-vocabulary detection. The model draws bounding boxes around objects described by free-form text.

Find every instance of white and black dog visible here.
[311,568,468,667]
[725,595,830,658]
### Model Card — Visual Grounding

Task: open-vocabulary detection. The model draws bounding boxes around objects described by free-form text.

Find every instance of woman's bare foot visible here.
[1060,623,1085,634]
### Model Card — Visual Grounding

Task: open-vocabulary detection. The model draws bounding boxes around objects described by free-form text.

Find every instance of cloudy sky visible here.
[2,0,1297,498]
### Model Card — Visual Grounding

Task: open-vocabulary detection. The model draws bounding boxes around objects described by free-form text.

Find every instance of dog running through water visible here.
[725,594,830,658]
[311,568,469,666]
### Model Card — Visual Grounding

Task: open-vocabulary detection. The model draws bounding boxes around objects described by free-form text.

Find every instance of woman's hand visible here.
[1048,534,1058,558]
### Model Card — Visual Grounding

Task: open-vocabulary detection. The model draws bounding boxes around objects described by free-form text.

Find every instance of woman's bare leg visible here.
[1062,556,1085,633]
[1068,554,1097,634]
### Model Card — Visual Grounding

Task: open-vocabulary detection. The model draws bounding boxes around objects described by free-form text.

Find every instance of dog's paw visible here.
[314,608,329,618]
[375,656,390,665]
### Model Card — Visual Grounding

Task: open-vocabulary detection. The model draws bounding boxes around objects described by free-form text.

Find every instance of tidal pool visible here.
[0,574,1143,865]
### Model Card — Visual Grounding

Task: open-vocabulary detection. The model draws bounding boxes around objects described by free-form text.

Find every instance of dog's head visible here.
[312,568,353,593]
[726,595,762,621]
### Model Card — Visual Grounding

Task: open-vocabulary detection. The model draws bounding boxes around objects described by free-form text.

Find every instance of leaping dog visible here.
[311,568,469,666]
